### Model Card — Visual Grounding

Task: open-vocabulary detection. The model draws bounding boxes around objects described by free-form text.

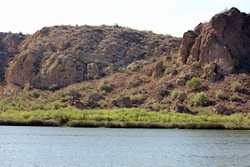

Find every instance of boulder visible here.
[147,61,164,78]
[69,96,86,110]
[179,7,250,75]
[85,93,103,108]
[206,70,217,83]
[173,104,195,115]
[74,101,86,110]
[214,104,233,115]
[177,92,187,103]
[176,78,186,86]
[112,97,132,108]
[69,96,80,106]
[214,104,227,113]
[202,63,217,82]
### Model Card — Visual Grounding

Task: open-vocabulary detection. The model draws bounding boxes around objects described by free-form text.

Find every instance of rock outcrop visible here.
[112,97,132,108]
[5,25,181,89]
[179,7,250,78]
[214,104,233,115]
[173,104,195,115]
[147,60,164,78]
[0,33,26,82]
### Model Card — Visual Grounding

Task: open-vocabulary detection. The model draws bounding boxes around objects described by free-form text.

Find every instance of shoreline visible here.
[1,119,249,130]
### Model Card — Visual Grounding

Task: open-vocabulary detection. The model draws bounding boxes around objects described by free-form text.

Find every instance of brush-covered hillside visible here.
[0,7,250,120]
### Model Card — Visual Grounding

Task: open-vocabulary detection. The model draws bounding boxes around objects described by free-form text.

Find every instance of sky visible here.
[0,0,249,37]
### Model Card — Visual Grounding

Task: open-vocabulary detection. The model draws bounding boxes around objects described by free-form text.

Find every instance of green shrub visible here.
[186,77,201,90]
[170,89,181,100]
[98,81,112,92]
[139,75,150,83]
[231,82,242,92]
[151,103,162,111]
[67,87,80,97]
[164,67,172,75]
[30,90,40,98]
[50,100,65,110]
[215,90,227,100]
[191,61,199,68]
[161,97,170,104]
[130,94,145,104]
[31,103,45,110]
[23,83,33,92]
[193,92,208,107]
[229,93,240,102]
[97,99,109,108]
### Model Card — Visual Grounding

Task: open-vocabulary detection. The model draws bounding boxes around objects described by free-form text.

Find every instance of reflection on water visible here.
[0,126,250,167]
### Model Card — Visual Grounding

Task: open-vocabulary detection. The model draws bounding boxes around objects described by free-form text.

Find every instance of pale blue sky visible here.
[1,0,249,37]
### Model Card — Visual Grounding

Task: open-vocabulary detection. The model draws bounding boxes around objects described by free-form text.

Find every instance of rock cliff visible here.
[0,32,26,83]
[5,25,180,89]
[179,7,250,80]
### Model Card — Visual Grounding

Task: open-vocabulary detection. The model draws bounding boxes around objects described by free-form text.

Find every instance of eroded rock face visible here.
[179,7,250,76]
[179,31,197,64]
[5,25,181,89]
[0,33,26,82]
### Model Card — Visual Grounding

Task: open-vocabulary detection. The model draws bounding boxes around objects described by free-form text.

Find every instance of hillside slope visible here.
[0,7,249,116]
[5,25,180,90]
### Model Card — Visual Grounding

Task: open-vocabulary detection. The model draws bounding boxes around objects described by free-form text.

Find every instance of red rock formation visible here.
[179,7,250,77]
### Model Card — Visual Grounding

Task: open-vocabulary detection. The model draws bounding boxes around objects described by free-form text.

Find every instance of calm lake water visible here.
[0,126,249,167]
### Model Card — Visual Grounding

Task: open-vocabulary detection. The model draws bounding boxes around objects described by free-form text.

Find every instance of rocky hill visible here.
[4,25,180,90]
[0,7,250,115]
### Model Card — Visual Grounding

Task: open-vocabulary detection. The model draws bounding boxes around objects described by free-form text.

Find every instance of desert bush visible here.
[161,97,170,104]
[97,99,109,108]
[66,87,80,97]
[23,83,33,92]
[186,77,201,90]
[215,90,227,100]
[170,89,181,100]
[139,75,150,83]
[31,103,45,110]
[229,93,240,102]
[164,67,172,75]
[193,92,208,107]
[230,82,242,92]
[151,102,162,111]
[50,100,65,110]
[98,81,112,92]
[80,83,91,90]
[30,90,40,98]
[191,61,199,68]
[130,94,145,104]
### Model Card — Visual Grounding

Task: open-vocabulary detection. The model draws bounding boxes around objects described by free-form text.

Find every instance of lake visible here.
[0,126,249,167]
